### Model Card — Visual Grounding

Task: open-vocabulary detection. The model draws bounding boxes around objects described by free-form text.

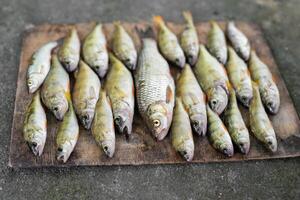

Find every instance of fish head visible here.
[25,128,46,156]
[49,94,68,120]
[60,56,78,72]
[123,54,137,70]
[114,109,132,137]
[174,55,186,69]
[235,133,250,154]
[186,53,198,66]
[79,109,95,130]
[237,87,253,107]
[265,135,277,153]
[209,86,228,115]
[261,83,280,114]
[177,139,194,162]
[190,113,207,136]
[101,139,115,158]
[216,140,234,157]
[56,140,76,163]
[27,74,42,93]
[91,61,108,79]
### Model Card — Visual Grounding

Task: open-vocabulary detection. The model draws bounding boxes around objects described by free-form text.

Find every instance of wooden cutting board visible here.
[8,21,300,168]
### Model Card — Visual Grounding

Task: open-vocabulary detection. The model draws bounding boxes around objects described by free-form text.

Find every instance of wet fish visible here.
[23,91,47,156]
[153,16,185,68]
[226,47,253,107]
[82,24,109,78]
[58,27,80,72]
[249,51,280,114]
[135,38,175,140]
[92,90,115,158]
[180,11,199,66]
[207,104,234,157]
[249,83,277,152]
[112,22,137,70]
[194,45,229,115]
[207,21,227,65]
[27,41,57,93]
[41,54,70,120]
[176,64,207,136]
[226,21,250,61]
[72,60,101,129]
[171,98,194,161]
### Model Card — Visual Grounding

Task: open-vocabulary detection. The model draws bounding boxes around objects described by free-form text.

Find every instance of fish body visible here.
[23,91,47,156]
[135,38,175,140]
[27,41,58,93]
[82,24,108,78]
[72,60,101,129]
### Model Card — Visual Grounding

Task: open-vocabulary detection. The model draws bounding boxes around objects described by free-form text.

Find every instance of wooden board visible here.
[8,21,300,168]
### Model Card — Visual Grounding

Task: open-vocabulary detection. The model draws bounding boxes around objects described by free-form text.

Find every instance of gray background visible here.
[0,0,299,199]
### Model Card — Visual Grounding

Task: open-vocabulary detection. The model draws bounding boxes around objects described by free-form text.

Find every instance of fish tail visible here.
[182,11,193,25]
[153,15,165,28]
[209,20,218,28]
[113,21,121,28]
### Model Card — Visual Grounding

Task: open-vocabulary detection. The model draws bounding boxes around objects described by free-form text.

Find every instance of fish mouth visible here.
[80,114,93,130]
[56,147,70,163]
[62,59,76,72]
[123,58,136,70]
[27,79,38,93]
[190,115,207,136]
[222,146,234,157]
[27,141,43,156]
[153,128,168,141]
[174,56,185,68]
[93,64,108,79]
[265,100,279,115]
[179,150,193,162]
[101,141,115,158]
[187,54,197,66]
[265,136,278,153]
[236,140,250,154]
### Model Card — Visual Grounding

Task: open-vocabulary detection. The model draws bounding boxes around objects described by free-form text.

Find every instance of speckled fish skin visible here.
[153,16,186,68]
[27,41,58,93]
[105,53,134,137]
[249,51,280,114]
[180,11,199,66]
[206,104,234,157]
[226,21,250,61]
[82,24,108,78]
[58,27,80,72]
[177,64,207,136]
[56,99,79,163]
[72,60,101,130]
[249,83,277,152]
[207,21,227,65]
[194,45,229,115]
[226,47,253,107]
[23,91,47,156]
[171,98,194,161]
[112,22,137,70]
[41,54,70,121]
[223,87,250,154]
[92,90,115,158]
[135,38,175,140]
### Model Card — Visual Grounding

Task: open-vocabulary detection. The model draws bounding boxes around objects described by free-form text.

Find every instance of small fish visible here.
[72,60,101,129]
[249,83,277,152]
[207,104,234,157]
[223,87,250,154]
[27,41,57,93]
[153,16,186,68]
[226,47,253,107]
[194,45,229,115]
[58,27,80,72]
[176,64,207,136]
[226,21,250,61]
[82,24,109,78]
[56,99,79,163]
[180,11,199,66]
[171,98,194,161]
[41,54,70,120]
[23,91,47,156]
[92,90,115,158]
[112,22,137,70]
[207,21,227,65]
[249,51,280,114]
[135,38,175,140]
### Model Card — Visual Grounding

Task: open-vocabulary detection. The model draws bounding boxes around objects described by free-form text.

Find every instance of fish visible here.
[153,15,185,68]
[206,104,234,157]
[194,45,229,115]
[135,38,175,140]
[82,24,109,78]
[226,47,253,107]
[223,86,250,154]
[56,99,79,163]
[27,41,58,93]
[171,98,194,161]
[105,53,134,137]
[112,22,137,70]
[249,51,280,114]
[176,64,207,136]
[23,91,47,156]
[226,21,250,61]
[249,83,277,152]
[92,89,115,158]
[72,60,101,130]
[41,54,70,120]
[180,11,199,66]
[58,27,80,72]
[207,20,227,65]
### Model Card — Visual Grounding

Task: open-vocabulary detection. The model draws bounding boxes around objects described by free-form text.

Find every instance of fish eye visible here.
[57,147,63,152]
[53,107,59,112]
[28,80,33,85]
[153,119,160,128]
[103,146,108,152]
[32,142,37,147]
[267,141,273,145]
[211,99,217,106]
[239,143,244,147]
[95,65,100,70]
[193,121,199,128]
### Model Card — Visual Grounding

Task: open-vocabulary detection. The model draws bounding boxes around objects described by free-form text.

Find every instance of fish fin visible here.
[182,11,193,25]
[166,85,174,104]
[153,15,165,28]
[135,25,155,39]
[113,21,121,27]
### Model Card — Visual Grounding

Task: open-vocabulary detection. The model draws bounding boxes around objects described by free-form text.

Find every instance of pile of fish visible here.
[23,12,280,163]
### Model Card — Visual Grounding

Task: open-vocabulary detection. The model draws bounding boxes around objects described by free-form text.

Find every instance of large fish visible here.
[27,41,57,93]
[135,38,175,140]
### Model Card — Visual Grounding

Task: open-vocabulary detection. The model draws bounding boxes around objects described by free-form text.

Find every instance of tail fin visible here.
[182,11,194,25]
[153,15,165,28]
[135,25,155,39]
[113,21,121,28]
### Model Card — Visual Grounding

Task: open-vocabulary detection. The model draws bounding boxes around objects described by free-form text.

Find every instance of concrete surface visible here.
[0,0,299,199]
